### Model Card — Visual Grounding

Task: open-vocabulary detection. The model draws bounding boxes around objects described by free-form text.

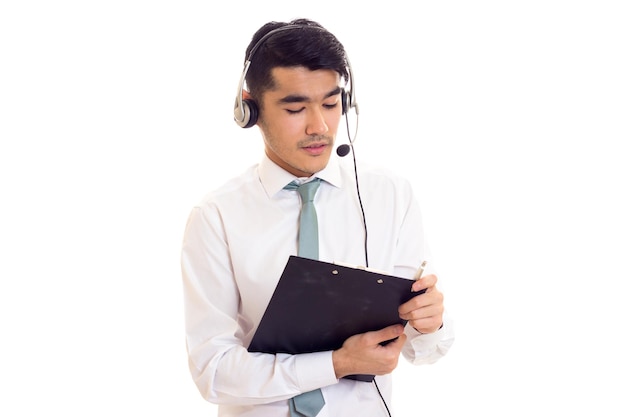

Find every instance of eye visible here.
[323,102,339,110]
[285,107,304,114]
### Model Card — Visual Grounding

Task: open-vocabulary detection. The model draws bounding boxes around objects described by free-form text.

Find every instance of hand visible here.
[398,274,444,334]
[332,324,406,379]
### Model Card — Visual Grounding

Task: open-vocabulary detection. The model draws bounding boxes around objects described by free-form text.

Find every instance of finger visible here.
[411,273,437,293]
[409,317,443,334]
[366,324,405,345]
[398,289,440,315]
[400,302,443,322]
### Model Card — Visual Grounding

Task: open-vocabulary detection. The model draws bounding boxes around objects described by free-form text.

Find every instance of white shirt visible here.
[181,154,454,417]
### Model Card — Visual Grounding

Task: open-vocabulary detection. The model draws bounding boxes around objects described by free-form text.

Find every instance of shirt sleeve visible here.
[389,177,456,366]
[402,314,455,365]
[181,203,338,405]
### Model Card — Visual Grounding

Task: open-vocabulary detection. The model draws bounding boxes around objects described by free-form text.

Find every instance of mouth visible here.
[301,142,329,156]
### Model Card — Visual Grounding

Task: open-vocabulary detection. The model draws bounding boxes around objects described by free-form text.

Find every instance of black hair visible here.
[243,18,350,104]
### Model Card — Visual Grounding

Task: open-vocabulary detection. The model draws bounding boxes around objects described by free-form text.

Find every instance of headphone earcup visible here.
[341,89,349,115]
[235,99,259,128]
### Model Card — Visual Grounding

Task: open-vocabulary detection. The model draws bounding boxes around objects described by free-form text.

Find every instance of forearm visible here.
[187,341,337,404]
[183,262,338,403]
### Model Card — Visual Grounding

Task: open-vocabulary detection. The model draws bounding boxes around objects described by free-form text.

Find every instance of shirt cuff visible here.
[294,351,338,393]
[403,319,454,365]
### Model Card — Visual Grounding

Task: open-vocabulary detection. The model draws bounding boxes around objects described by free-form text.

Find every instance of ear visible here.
[242,90,253,101]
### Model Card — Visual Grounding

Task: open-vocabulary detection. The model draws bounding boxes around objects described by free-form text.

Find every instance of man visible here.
[181,18,454,417]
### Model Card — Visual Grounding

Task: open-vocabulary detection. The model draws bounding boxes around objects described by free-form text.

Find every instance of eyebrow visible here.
[278,86,342,104]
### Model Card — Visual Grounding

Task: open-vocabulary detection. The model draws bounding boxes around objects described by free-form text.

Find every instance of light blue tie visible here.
[284,178,325,416]
[284,178,321,260]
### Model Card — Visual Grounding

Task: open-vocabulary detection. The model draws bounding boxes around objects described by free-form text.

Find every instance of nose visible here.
[305,106,329,136]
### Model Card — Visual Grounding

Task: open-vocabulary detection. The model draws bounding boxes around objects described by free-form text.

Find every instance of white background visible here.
[1,1,625,416]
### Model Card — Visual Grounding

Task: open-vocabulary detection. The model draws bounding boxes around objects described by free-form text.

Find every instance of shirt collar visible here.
[258,154,343,198]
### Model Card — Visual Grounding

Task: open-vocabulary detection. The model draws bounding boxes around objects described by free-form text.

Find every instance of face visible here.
[255,67,343,177]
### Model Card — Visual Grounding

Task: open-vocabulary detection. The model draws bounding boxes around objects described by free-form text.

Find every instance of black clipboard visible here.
[248,256,423,382]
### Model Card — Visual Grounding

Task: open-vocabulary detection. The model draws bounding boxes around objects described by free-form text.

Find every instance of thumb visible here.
[372,324,405,345]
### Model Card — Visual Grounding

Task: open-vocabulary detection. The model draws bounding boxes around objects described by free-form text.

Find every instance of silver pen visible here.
[413,260,427,280]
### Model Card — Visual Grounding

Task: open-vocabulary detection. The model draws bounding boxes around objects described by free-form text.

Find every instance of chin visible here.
[309,156,332,173]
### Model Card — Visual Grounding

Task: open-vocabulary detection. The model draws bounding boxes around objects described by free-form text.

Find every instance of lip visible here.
[301,143,328,156]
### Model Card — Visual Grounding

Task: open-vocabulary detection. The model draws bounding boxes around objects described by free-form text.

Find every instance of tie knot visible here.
[298,179,321,202]
[285,178,321,203]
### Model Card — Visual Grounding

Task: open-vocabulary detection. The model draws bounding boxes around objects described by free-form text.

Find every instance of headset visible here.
[233,24,358,129]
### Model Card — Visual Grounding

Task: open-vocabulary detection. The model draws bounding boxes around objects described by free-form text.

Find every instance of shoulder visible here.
[348,160,415,195]
[195,164,261,208]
